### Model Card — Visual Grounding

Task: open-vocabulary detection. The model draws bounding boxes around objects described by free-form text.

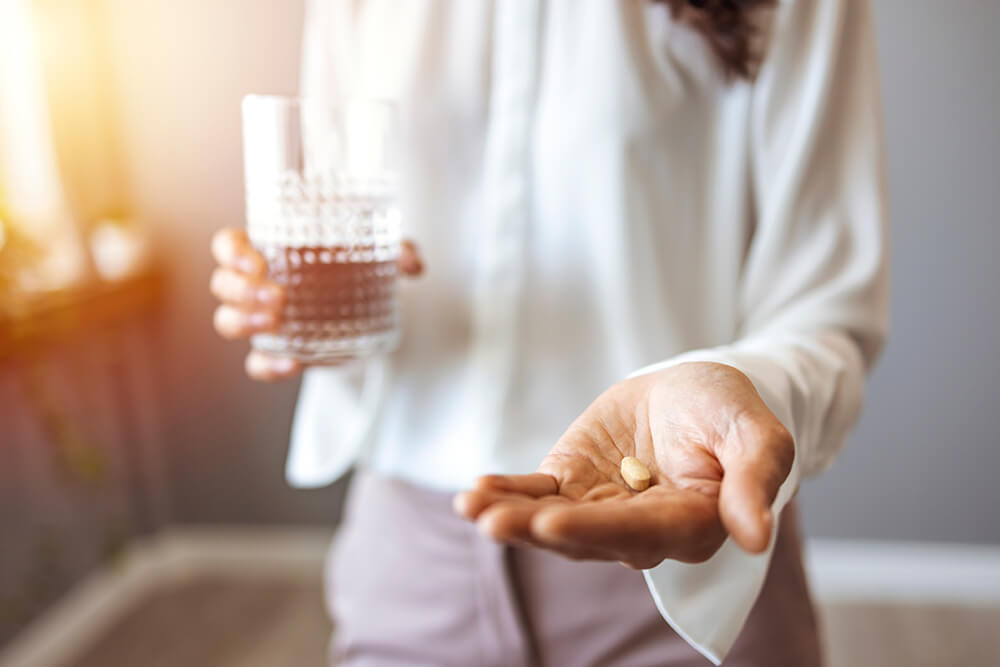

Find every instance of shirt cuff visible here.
[285,358,387,488]
[628,350,802,664]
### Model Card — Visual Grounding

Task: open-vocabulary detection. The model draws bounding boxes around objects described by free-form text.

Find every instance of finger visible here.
[476,499,548,544]
[244,350,301,382]
[453,485,562,520]
[452,489,501,520]
[719,435,793,554]
[476,498,601,557]
[481,504,622,562]
[527,505,625,562]
[210,268,284,309]
[529,501,653,561]
[398,240,423,277]
[211,228,267,276]
[530,492,723,565]
[474,473,559,498]
[213,305,278,339]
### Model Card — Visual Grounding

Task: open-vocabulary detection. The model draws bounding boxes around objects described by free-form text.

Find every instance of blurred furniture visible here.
[0,273,166,647]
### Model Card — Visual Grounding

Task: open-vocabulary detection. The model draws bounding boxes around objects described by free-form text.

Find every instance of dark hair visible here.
[655,0,776,80]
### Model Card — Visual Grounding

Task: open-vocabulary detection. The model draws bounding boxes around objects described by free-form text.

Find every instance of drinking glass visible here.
[241,95,401,363]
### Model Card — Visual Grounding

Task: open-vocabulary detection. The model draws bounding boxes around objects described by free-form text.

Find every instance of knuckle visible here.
[232,275,255,304]
[765,423,795,473]
[241,251,266,276]
[768,420,793,448]
[216,271,269,309]
[256,282,284,307]
[739,413,795,471]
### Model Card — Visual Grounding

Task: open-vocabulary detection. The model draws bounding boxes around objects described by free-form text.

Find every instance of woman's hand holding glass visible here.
[210,228,423,381]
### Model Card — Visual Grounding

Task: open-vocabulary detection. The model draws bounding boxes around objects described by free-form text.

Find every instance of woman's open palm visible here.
[454,362,794,569]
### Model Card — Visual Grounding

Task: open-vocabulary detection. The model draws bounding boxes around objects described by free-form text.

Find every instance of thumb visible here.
[718,426,794,554]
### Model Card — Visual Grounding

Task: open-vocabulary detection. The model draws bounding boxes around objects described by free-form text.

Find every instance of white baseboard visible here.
[805,538,1000,606]
[1,530,998,667]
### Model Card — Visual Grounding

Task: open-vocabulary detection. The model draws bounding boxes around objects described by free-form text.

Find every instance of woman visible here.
[211,0,887,664]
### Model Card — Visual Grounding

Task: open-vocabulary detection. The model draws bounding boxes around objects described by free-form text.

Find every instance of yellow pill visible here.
[620,456,651,491]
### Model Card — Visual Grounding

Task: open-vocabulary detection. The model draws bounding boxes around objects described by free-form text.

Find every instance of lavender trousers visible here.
[325,471,823,666]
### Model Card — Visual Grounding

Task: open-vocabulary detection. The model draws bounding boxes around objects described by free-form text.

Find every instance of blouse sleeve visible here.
[299,0,354,102]
[286,0,385,489]
[632,0,888,662]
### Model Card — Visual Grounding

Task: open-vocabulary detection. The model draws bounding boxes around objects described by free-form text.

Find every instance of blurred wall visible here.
[103,0,347,525]
[799,0,1000,544]
[103,0,999,542]
[0,318,167,644]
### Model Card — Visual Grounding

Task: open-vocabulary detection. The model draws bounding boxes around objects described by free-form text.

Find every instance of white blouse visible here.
[287,0,888,662]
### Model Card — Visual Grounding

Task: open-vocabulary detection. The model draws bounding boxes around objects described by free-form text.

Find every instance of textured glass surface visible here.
[242,97,401,362]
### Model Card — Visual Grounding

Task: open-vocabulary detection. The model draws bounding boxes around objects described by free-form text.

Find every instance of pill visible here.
[620,456,651,491]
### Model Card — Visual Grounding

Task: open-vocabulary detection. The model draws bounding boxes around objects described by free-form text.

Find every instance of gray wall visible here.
[799,0,1000,544]
[107,0,999,542]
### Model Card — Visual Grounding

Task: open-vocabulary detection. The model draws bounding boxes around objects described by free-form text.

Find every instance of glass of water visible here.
[241,95,401,363]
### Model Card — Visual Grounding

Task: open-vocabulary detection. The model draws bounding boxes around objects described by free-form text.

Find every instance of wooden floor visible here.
[57,577,331,667]
[821,602,1000,667]
[55,575,1000,667]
